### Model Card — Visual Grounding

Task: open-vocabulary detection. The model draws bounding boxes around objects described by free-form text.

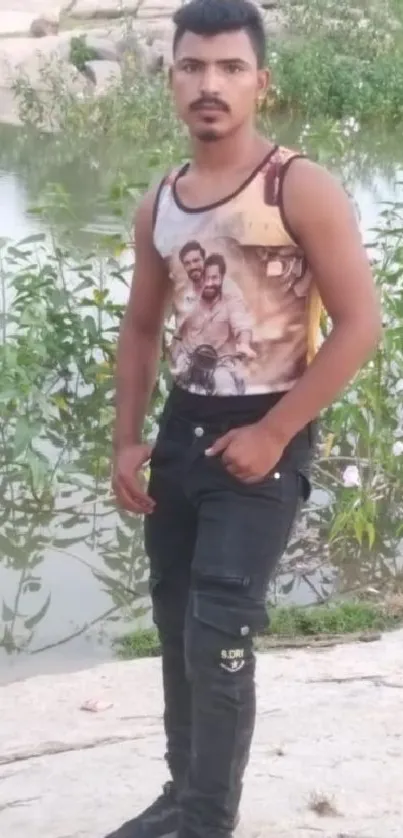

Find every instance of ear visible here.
[257,68,270,102]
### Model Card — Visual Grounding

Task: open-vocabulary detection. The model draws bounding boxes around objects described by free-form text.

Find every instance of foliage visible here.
[69,35,98,72]
[318,201,403,551]
[271,0,403,123]
[2,1,403,658]
[116,597,403,659]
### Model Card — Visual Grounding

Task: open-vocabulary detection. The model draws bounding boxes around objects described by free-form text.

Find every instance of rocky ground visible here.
[1,628,403,837]
[0,0,285,126]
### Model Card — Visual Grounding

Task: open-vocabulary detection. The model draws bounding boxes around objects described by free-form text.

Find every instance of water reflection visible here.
[1,122,403,683]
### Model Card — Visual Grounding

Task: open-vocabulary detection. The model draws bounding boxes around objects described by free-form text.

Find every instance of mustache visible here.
[190,96,229,112]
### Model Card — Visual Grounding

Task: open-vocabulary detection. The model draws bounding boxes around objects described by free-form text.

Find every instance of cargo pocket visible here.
[186,584,267,679]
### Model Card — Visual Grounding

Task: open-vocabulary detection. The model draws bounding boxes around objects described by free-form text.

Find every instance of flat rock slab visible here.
[1,629,403,838]
[71,0,142,18]
[0,12,42,36]
[0,34,73,87]
[137,0,181,18]
[0,1,68,15]
[85,57,121,88]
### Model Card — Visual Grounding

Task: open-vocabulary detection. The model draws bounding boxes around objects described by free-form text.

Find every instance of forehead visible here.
[174,30,257,66]
[185,249,202,259]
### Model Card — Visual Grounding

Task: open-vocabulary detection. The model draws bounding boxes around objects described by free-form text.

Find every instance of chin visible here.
[195,128,222,142]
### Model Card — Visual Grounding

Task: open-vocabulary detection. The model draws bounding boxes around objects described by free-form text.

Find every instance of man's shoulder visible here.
[222,276,243,297]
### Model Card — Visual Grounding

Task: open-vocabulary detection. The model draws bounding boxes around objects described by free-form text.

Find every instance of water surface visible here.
[1,121,402,684]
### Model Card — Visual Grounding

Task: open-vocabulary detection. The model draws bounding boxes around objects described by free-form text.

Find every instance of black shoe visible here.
[105,782,179,838]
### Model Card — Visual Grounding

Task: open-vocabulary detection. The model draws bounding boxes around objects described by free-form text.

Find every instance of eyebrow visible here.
[176,57,251,69]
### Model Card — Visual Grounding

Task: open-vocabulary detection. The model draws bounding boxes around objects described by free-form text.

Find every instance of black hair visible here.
[179,240,206,262]
[172,0,266,69]
[204,253,226,277]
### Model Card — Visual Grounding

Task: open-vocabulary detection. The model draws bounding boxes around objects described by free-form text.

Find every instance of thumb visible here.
[205,430,236,457]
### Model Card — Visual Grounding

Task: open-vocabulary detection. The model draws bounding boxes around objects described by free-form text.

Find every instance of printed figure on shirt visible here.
[172,245,256,395]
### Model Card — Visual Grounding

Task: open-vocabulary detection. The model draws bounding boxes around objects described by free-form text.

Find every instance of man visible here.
[177,240,249,321]
[179,241,206,288]
[176,252,256,394]
[111,1,381,837]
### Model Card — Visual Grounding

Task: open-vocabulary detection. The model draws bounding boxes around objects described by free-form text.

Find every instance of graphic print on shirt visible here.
[172,241,256,395]
[154,147,322,397]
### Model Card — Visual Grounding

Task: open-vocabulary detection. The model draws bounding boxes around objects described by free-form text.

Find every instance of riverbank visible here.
[117,597,403,658]
[0,0,283,128]
[1,627,402,837]
[2,0,403,130]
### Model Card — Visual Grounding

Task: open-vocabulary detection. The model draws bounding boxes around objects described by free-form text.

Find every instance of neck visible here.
[191,126,270,173]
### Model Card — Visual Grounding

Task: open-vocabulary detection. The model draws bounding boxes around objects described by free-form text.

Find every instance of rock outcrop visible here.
[0,0,286,127]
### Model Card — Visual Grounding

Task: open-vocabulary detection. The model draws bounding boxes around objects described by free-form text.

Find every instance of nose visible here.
[199,65,221,96]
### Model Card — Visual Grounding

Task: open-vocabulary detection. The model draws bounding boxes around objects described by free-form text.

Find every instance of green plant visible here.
[69,35,98,72]
[271,0,403,123]
[115,598,403,659]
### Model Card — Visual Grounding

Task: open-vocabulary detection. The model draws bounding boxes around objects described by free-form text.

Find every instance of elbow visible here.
[333,305,382,358]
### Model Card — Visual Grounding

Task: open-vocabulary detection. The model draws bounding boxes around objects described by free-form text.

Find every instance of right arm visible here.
[112,188,171,513]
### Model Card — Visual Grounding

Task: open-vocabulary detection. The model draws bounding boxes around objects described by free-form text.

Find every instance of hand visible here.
[205,421,284,483]
[112,443,155,515]
[236,342,257,360]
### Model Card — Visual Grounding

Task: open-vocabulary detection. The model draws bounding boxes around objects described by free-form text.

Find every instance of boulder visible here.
[0,11,41,36]
[137,0,179,19]
[117,28,173,72]
[82,35,119,61]
[0,34,83,89]
[70,0,141,19]
[116,31,153,69]
[84,58,121,90]
[30,16,59,37]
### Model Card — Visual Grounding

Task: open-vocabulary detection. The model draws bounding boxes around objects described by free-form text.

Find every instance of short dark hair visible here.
[172,0,266,69]
[179,240,206,263]
[205,253,226,277]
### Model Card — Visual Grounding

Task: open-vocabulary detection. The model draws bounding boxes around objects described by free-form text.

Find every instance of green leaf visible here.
[13,418,39,456]
[16,233,46,247]
[24,593,51,631]
[26,449,50,491]
[2,600,15,622]
[366,522,376,549]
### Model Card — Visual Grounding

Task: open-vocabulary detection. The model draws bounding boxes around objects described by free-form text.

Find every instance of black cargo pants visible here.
[144,388,314,838]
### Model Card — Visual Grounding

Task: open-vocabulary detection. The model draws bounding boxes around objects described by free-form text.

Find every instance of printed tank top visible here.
[153,145,322,397]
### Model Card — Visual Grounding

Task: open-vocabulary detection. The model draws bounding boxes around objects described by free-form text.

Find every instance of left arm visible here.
[262,158,382,444]
[207,160,382,481]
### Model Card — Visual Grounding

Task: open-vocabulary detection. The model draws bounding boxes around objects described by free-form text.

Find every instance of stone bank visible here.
[1,629,403,837]
[0,0,285,127]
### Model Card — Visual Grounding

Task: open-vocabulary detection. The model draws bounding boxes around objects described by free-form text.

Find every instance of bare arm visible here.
[113,188,170,453]
[262,158,382,443]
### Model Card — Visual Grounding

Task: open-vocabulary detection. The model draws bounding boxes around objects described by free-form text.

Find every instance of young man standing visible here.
[110,1,381,837]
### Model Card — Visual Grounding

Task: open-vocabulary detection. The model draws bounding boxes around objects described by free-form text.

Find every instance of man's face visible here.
[170,30,268,142]
[182,248,204,283]
[202,264,223,301]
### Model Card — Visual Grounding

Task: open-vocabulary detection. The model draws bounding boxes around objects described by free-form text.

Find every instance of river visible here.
[1,119,402,684]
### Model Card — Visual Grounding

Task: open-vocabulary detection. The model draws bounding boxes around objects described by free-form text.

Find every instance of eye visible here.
[225,63,242,74]
[181,61,200,73]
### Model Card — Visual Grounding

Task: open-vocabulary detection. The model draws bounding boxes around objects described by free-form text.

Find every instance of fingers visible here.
[113,474,155,515]
[221,449,264,483]
[205,430,236,457]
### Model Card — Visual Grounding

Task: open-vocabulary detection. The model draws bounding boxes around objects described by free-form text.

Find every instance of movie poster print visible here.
[167,235,311,396]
